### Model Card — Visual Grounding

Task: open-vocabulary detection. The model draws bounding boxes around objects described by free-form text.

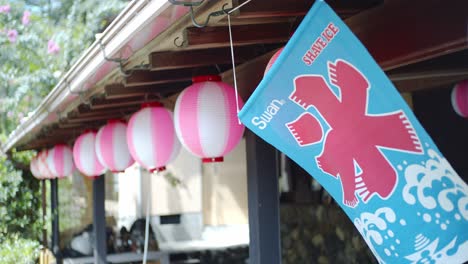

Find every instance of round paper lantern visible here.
[47,144,75,178]
[37,149,53,179]
[451,80,468,118]
[73,130,106,177]
[127,103,181,172]
[30,156,41,180]
[264,47,284,75]
[95,120,134,172]
[174,75,245,162]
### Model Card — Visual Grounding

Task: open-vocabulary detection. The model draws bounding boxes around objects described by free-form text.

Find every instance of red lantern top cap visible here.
[149,166,166,173]
[141,102,163,108]
[83,129,97,134]
[108,119,126,124]
[192,75,221,83]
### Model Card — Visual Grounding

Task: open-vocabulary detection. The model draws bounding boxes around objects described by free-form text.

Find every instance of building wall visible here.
[117,138,249,241]
[202,138,249,226]
[150,148,203,215]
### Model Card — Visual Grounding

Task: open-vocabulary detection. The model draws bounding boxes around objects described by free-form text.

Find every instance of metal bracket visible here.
[169,0,232,28]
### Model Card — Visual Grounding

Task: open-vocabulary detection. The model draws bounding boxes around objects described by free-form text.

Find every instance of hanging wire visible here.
[227,14,241,124]
[142,169,153,264]
[225,0,252,14]
[222,0,253,124]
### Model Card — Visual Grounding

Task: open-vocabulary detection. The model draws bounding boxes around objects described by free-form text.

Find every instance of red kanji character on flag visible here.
[287,59,423,207]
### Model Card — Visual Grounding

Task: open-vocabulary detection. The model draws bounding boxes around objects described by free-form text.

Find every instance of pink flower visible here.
[7,29,18,43]
[47,39,60,55]
[0,5,10,13]
[22,10,31,25]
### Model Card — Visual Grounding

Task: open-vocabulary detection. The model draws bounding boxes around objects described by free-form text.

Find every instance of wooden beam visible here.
[346,0,468,70]
[386,50,468,91]
[234,0,382,19]
[89,96,157,110]
[104,82,190,99]
[66,113,130,124]
[393,75,467,93]
[389,69,468,82]
[68,106,140,119]
[186,23,290,47]
[150,45,280,71]
[126,69,192,87]
[126,65,234,87]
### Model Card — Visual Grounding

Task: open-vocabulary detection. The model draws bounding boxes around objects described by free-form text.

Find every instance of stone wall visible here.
[281,203,377,264]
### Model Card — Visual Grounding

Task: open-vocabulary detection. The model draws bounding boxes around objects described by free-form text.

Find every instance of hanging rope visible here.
[224,0,252,124]
[142,169,153,264]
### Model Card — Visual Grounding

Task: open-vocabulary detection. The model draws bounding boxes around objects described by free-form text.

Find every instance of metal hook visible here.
[189,5,233,28]
[66,80,80,96]
[118,61,132,78]
[174,37,186,48]
[215,64,222,74]
[78,93,90,106]
[97,38,124,64]
[97,37,135,78]
[222,3,230,15]
[56,111,66,123]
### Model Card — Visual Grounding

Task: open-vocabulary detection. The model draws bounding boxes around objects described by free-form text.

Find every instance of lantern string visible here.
[142,169,152,264]
[227,14,241,125]
[225,0,252,125]
[227,0,252,14]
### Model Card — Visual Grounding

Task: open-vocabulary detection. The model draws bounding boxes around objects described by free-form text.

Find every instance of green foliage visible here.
[0,0,129,259]
[0,155,42,241]
[0,0,128,135]
[0,233,40,264]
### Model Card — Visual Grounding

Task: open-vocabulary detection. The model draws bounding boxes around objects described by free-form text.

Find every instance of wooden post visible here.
[93,175,107,264]
[50,178,62,264]
[246,131,282,264]
[42,180,48,247]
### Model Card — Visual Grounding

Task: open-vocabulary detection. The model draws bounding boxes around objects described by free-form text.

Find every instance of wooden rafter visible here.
[150,44,281,71]
[126,65,235,89]
[185,23,290,47]
[88,95,159,110]
[105,81,191,99]
[232,0,382,19]
[347,0,468,70]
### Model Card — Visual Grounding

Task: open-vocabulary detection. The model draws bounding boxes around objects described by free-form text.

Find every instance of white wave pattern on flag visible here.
[354,207,397,264]
[402,148,468,221]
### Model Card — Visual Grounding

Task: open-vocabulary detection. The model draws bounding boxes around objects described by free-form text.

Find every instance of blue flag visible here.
[238,1,468,263]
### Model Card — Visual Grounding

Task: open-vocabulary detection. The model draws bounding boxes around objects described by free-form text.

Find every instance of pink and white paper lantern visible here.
[95,120,134,172]
[73,131,106,177]
[174,75,245,162]
[451,80,468,118]
[37,149,53,179]
[264,47,284,75]
[47,144,75,178]
[127,103,181,172]
[30,156,41,179]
